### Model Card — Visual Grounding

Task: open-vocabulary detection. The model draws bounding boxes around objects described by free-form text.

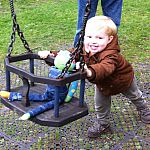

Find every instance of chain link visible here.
[58,1,91,78]
[7,15,16,56]
[7,0,31,57]
[8,0,91,78]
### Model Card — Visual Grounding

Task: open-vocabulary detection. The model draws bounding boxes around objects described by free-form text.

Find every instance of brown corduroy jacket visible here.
[46,34,134,96]
[84,34,134,96]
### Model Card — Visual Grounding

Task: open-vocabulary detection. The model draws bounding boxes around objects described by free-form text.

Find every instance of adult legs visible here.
[74,0,98,47]
[74,0,123,46]
[101,0,123,28]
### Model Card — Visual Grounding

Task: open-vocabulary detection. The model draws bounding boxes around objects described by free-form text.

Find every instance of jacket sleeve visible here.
[87,54,118,83]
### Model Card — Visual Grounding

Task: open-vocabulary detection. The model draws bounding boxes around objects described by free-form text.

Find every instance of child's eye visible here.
[87,36,92,38]
[98,37,102,39]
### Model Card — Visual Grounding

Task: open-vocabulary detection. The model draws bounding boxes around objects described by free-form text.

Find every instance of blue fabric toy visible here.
[0,51,79,120]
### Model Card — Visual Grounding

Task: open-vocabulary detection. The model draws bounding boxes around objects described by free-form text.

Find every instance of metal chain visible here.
[16,21,31,53]
[7,0,31,57]
[7,15,16,57]
[58,1,91,78]
[8,0,91,78]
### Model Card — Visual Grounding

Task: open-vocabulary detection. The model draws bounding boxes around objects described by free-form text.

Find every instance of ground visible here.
[0,60,149,150]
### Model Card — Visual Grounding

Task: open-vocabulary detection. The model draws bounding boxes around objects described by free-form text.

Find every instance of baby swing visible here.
[0,0,91,127]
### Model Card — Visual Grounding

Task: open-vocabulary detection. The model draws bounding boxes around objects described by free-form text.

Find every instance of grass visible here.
[119,0,150,62]
[0,0,149,63]
[0,0,77,58]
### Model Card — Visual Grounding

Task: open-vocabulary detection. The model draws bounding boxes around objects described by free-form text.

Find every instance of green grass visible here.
[0,0,149,62]
[119,0,150,62]
[0,0,77,58]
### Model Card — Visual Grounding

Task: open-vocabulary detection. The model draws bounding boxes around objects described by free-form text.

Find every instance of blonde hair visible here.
[85,16,117,36]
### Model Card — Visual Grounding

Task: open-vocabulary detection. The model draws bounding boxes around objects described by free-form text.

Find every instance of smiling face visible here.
[84,16,117,55]
[84,28,113,55]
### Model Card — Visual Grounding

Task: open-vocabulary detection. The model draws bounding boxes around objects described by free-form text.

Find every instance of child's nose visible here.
[91,38,98,44]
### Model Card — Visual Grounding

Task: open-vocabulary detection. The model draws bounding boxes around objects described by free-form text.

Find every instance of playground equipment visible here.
[0,0,91,127]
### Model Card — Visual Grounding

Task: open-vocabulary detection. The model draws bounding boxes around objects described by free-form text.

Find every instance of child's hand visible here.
[38,50,54,59]
[76,62,81,70]
[76,62,92,77]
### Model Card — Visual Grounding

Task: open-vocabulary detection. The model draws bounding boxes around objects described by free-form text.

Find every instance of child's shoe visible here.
[0,91,10,98]
[87,120,111,138]
[138,107,150,124]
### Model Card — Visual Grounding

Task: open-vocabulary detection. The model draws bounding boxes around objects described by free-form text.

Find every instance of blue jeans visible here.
[28,67,68,101]
[74,0,123,47]
[9,67,68,102]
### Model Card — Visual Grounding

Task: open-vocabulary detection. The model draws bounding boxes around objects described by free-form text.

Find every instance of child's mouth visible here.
[90,45,98,50]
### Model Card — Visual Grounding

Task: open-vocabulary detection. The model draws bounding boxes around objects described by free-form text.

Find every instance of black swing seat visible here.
[1,53,88,127]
